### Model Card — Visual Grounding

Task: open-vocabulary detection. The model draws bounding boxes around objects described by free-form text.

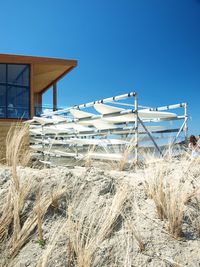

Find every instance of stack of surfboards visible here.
[27,103,179,162]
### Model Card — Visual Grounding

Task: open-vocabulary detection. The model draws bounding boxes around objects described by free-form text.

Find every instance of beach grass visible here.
[0,125,200,266]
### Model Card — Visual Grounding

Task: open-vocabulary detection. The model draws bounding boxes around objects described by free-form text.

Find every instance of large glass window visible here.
[0,64,6,83]
[0,85,6,118]
[0,64,30,119]
[8,64,29,86]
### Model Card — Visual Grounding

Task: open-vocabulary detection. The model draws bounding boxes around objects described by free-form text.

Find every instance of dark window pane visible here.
[0,64,6,83]
[7,86,29,119]
[7,64,29,86]
[0,85,6,118]
[0,64,30,119]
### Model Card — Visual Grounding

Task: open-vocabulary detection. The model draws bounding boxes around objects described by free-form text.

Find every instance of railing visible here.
[0,105,64,119]
[0,105,30,119]
[34,106,63,117]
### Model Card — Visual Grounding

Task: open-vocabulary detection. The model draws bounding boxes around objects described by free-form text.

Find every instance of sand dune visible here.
[0,155,200,267]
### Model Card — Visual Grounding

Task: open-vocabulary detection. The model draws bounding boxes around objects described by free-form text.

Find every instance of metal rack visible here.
[28,92,188,164]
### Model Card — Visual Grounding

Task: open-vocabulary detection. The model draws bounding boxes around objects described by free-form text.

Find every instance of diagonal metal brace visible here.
[172,117,188,145]
[137,116,163,157]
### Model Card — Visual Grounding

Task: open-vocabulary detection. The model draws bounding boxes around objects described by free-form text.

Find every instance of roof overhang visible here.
[0,54,77,94]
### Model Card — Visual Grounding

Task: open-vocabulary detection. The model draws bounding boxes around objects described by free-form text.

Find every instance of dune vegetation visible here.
[0,125,200,267]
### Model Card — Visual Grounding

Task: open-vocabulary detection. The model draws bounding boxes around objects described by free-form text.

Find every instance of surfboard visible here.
[94,103,177,121]
[92,120,118,130]
[70,109,94,119]
[94,103,123,114]
[69,138,129,146]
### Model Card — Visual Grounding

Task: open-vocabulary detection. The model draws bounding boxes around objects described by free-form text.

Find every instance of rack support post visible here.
[184,103,188,142]
[134,93,139,163]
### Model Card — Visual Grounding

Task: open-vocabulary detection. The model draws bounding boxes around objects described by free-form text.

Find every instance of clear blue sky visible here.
[0,0,199,133]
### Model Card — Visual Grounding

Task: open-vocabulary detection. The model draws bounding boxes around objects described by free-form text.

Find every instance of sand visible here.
[0,158,200,267]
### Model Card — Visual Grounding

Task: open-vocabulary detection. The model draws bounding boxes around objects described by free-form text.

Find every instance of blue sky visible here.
[0,0,199,133]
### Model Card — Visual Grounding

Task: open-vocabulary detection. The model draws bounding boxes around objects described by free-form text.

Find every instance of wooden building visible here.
[0,53,77,160]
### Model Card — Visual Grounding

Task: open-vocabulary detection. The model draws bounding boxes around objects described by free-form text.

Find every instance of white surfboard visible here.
[92,120,118,130]
[72,124,94,132]
[31,116,54,125]
[70,138,129,146]
[42,126,74,134]
[29,128,42,135]
[83,152,123,161]
[52,115,67,123]
[42,123,93,133]
[94,103,123,114]
[70,109,94,119]
[94,104,177,121]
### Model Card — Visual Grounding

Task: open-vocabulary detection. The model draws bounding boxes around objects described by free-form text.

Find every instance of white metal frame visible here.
[29,92,188,164]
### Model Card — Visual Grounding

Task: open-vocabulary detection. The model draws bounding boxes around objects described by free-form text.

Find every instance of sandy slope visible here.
[0,158,200,267]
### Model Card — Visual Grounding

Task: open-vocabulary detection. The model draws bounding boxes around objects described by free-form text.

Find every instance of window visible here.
[0,64,6,83]
[0,85,6,118]
[0,64,30,119]
[8,64,29,86]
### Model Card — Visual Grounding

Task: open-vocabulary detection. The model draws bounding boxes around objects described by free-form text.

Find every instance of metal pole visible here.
[134,93,138,163]
[53,82,57,111]
[184,103,188,142]
[138,117,163,156]
[41,124,45,161]
[172,119,187,145]
[42,92,136,117]
[148,103,187,111]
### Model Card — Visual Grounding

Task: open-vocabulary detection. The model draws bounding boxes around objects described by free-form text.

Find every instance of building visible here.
[0,53,77,160]
[0,54,77,120]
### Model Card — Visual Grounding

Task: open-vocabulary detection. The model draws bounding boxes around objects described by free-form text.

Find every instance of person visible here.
[188,135,199,158]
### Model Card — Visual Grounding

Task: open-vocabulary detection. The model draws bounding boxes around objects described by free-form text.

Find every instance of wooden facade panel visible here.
[0,122,17,162]
[0,121,29,162]
[33,64,67,75]
[34,93,42,106]
[0,54,77,66]
[33,65,69,93]
[0,123,10,162]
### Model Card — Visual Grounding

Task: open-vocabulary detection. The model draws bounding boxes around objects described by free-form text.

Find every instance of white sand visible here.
[0,158,200,267]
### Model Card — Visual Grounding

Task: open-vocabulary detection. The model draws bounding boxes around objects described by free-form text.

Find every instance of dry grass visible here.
[0,124,30,243]
[36,220,66,267]
[165,185,186,238]
[184,165,200,238]
[123,214,145,253]
[144,163,185,238]
[6,123,30,165]
[8,188,66,263]
[144,156,200,239]
[118,138,136,171]
[84,144,97,168]
[66,183,130,267]
[0,124,31,266]
[0,121,14,162]
[188,196,200,237]
[0,124,67,266]
[36,187,44,243]
[1,126,200,266]
[81,134,137,171]
[6,123,30,189]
